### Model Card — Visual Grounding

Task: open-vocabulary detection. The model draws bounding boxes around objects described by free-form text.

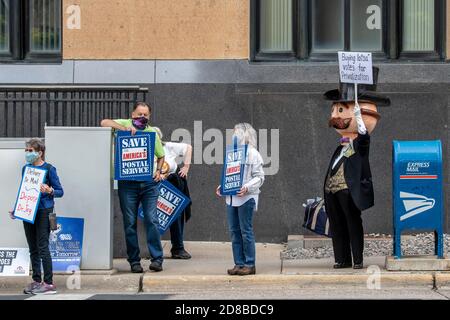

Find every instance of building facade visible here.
[0,0,448,257]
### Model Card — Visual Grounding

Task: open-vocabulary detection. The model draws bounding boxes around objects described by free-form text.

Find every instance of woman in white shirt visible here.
[216,123,265,276]
[154,127,193,259]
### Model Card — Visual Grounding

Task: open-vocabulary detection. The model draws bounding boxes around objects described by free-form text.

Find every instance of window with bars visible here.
[0,0,61,62]
[252,0,444,61]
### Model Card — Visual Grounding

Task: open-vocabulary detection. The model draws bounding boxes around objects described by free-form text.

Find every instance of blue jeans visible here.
[226,198,256,267]
[118,180,163,265]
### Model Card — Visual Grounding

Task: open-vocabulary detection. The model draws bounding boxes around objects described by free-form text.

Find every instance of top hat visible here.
[324,67,390,106]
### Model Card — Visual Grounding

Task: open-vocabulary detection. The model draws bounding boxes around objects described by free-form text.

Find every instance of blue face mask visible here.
[25,151,40,164]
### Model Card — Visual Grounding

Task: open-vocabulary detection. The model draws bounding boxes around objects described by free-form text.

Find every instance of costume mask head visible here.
[323,66,389,141]
[328,101,380,140]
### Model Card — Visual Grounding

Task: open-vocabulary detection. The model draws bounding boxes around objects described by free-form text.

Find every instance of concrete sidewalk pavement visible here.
[141,242,450,292]
[1,241,450,295]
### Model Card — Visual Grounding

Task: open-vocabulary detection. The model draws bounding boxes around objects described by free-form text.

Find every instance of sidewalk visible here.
[140,241,450,292]
[1,241,450,295]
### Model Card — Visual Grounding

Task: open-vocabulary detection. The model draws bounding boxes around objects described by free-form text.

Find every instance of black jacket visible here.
[324,133,374,211]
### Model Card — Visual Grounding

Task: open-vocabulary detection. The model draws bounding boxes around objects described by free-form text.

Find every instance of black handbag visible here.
[302,197,332,237]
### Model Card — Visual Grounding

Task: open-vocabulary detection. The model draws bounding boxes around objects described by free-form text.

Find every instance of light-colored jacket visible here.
[226,146,265,210]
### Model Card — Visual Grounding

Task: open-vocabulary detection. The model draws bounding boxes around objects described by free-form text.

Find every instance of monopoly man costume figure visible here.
[323,67,390,270]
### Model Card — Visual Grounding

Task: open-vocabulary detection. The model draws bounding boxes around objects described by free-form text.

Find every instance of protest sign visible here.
[338,51,373,85]
[138,180,191,235]
[115,131,155,181]
[49,216,84,272]
[13,166,47,224]
[220,141,248,196]
[0,248,30,277]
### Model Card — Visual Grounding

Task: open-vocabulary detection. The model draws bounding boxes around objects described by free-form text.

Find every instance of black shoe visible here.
[333,262,352,269]
[171,249,192,260]
[131,263,143,273]
[149,261,163,272]
[353,263,364,269]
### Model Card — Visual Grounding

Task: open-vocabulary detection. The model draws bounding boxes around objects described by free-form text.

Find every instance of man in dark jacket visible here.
[323,67,390,269]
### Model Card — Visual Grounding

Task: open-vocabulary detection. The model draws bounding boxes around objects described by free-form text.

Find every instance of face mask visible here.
[25,151,40,164]
[132,116,149,130]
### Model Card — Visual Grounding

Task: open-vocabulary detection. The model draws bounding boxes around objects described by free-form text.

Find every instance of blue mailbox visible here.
[392,140,444,258]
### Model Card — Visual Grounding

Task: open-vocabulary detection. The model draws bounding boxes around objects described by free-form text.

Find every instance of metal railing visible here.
[0,86,149,137]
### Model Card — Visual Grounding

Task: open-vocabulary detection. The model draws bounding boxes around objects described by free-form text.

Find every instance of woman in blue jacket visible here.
[10,138,64,295]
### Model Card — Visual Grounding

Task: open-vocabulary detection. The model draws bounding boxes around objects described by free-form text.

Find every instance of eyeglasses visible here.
[24,149,34,152]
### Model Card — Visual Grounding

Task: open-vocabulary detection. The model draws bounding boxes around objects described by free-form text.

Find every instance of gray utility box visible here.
[45,127,114,270]
[0,139,29,248]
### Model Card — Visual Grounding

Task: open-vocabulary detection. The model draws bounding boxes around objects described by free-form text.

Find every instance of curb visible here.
[3,272,448,294]
[141,273,436,292]
[0,273,141,294]
[435,273,450,289]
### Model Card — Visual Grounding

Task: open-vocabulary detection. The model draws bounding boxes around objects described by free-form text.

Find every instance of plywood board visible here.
[63,0,249,60]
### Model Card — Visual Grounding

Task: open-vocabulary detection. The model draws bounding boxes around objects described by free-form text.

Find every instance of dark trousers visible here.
[23,208,53,285]
[325,190,364,265]
[169,215,185,252]
[167,171,190,252]
[118,180,163,265]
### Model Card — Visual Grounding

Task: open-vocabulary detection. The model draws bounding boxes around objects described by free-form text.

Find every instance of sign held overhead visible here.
[338,51,373,85]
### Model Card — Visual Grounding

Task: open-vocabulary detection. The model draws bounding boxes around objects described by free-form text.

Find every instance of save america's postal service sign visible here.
[115,131,155,181]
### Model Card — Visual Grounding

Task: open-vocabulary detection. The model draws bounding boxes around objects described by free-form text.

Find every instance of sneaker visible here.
[171,249,192,260]
[23,281,41,294]
[130,263,144,273]
[227,265,243,276]
[236,266,256,276]
[149,261,163,272]
[31,283,57,295]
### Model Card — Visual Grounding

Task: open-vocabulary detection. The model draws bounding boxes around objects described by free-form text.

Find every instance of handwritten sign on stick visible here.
[338,51,373,85]
[13,166,47,224]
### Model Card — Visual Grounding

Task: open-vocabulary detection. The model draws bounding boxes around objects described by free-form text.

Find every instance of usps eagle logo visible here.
[400,191,435,221]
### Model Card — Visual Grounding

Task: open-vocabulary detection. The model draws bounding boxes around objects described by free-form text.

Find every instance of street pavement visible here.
[1,289,449,300]
[1,241,449,300]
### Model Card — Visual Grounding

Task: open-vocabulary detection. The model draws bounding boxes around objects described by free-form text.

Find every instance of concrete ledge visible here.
[142,273,434,291]
[1,60,450,86]
[74,60,155,84]
[287,235,332,249]
[386,256,450,271]
[287,235,304,250]
[435,274,450,289]
[304,237,333,249]
[286,235,406,250]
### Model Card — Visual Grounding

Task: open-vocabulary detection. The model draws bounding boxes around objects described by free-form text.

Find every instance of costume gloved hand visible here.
[354,102,367,135]
[353,102,362,117]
